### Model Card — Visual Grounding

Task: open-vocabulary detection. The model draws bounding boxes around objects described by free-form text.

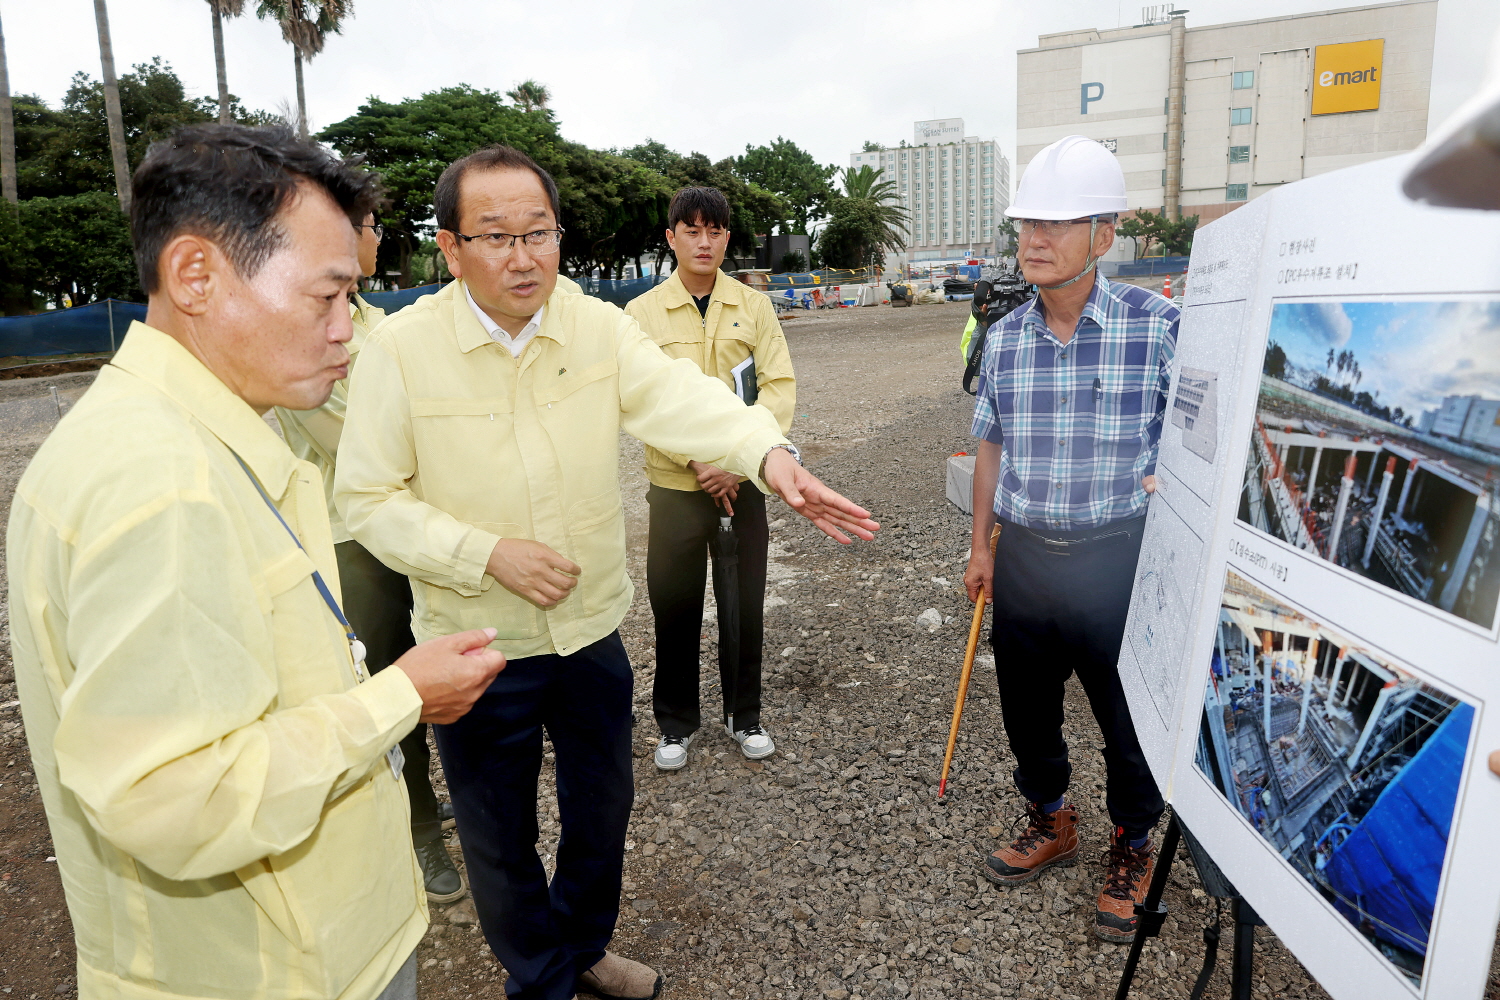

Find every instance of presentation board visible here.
[1119,153,1500,1000]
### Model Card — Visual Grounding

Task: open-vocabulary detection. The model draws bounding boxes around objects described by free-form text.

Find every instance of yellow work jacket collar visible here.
[110,320,302,503]
[451,278,570,354]
[656,268,750,313]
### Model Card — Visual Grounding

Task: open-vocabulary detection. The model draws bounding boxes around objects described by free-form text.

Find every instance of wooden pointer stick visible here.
[938,522,1002,801]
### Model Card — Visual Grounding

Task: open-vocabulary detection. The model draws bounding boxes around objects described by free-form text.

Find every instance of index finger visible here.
[550,556,582,576]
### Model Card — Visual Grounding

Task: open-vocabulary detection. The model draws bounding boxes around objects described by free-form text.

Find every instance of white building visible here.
[849,119,1012,263]
[1016,1,1436,225]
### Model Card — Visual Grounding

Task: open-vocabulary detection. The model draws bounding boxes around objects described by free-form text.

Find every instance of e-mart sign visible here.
[1311,39,1384,115]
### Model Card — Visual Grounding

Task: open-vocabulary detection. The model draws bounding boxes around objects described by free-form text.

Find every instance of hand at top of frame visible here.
[761,447,880,545]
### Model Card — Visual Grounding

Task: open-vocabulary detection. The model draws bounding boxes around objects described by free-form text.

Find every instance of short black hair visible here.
[668,187,731,230]
[131,124,380,294]
[434,145,560,233]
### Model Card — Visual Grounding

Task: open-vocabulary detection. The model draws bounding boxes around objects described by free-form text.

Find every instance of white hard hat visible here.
[1006,135,1129,220]
[1403,31,1500,209]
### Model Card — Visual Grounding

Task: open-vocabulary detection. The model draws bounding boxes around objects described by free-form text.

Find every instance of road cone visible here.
[1163,275,1173,299]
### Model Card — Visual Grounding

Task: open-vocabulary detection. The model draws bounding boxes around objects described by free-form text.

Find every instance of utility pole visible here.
[93,0,132,214]
[0,5,16,204]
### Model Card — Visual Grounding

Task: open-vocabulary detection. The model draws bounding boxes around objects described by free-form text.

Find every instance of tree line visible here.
[0,44,912,312]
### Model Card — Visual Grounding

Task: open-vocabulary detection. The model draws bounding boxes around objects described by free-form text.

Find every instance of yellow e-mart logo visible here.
[1311,39,1384,115]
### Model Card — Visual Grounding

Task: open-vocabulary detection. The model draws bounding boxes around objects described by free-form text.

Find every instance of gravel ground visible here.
[2,301,1496,999]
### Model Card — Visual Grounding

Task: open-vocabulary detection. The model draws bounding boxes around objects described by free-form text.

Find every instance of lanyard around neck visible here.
[228,451,367,673]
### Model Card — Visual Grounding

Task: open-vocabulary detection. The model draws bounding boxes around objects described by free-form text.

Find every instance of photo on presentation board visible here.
[1235,299,1500,630]
[1194,569,1475,987]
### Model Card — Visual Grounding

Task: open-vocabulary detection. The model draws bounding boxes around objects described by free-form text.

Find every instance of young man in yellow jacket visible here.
[7,125,505,1000]
[274,214,465,904]
[334,146,878,1000]
[625,187,795,770]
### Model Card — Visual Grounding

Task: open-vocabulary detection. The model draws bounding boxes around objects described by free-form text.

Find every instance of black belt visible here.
[1003,514,1147,555]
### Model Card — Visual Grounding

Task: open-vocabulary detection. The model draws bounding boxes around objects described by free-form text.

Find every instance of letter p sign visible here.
[1080,82,1104,114]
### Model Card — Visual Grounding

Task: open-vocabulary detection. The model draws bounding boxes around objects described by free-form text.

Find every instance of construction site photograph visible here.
[1238,299,1500,629]
[1195,570,1475,986]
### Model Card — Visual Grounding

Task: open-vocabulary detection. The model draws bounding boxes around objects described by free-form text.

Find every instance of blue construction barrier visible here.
[1113,256,1192,277]
[571,274,669,307]
[0,276,670,359]
[0,300,146,359]
[362,283,444,312]
[1325,701,1474,958]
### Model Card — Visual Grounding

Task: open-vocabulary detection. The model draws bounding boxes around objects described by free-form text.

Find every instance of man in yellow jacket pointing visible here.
[334,145,879,1000]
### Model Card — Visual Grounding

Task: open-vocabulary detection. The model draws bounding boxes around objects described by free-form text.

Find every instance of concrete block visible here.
[946,454,976,514]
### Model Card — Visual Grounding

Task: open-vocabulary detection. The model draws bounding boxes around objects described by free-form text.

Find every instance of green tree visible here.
[505,80,551,114]
[19,189,140,306]
[0,200,34,312]
[320,85,562,284]
[995,217,1018,257]
[815,166,907,270]
[1117,208,1199,258]
[733,137,835,235]
[618,142,784,273]
[256,0,352,138]
[861,140,882,152]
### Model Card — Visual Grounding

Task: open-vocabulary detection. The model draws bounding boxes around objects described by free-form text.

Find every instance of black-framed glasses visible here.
[450,228,565,259]
[353,223,385,240]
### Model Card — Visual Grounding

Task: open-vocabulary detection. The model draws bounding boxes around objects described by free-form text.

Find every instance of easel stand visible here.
[1113,812,1263,1000]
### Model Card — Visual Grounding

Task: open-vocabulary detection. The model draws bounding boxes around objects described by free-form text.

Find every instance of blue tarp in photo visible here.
[1325,701,1474,958]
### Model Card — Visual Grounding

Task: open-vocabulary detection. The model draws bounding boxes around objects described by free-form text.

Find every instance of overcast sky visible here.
[6,0,1495,179]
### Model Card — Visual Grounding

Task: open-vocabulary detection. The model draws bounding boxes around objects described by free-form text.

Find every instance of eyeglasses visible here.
[1017,218,1099,237]
[353,224,385,240]
[450,228,565,258]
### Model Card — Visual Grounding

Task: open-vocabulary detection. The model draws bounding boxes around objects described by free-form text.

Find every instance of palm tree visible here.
[506,79,551,114]
[207,0,247,125]
[838,165,908,254]
[0,6,16,205]
[256,0,352,139]
[92,0,131,213]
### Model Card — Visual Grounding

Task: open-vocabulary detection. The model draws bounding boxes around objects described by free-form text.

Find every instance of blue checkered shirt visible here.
[970,274,1178,531]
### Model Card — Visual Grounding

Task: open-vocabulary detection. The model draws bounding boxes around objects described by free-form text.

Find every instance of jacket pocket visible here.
[434,521,546,640]
[565,491,628,617]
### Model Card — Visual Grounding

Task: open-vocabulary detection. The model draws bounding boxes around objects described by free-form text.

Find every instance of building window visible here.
[1162,169,1167,185]
[1226,183,1248,201]
[1230,107,1252,126]
[1229,145,1250,163]
[1232,71,1255,90]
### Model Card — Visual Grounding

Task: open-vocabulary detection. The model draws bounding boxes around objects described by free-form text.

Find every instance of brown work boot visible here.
[979,800,1080,886]
[1096,828,1156,942]
[576,951,663,1000]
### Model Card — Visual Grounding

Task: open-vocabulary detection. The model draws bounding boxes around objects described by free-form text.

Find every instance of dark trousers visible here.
[988,517,1166,841]
[646,484,768,737]
[335,539,442,848]
[433,633,635,1000]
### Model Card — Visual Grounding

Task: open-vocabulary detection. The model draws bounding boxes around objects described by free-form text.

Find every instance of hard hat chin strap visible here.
[1038,216,1100,291]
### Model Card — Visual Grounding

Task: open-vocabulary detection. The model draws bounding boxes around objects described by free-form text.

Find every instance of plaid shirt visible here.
[971,274,1178,531]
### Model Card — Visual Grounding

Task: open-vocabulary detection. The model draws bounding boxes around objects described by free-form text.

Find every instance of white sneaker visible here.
[654,733,694,771]
[727,723,775,760]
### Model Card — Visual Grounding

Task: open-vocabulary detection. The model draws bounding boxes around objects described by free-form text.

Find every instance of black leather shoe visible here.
[438,800,456,829]
[416,839,466,904]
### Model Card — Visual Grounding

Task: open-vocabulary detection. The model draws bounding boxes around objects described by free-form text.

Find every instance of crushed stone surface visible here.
[1,301,1493,998]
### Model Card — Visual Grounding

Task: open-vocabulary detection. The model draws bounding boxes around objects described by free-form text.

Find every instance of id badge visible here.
[386,743,405,781]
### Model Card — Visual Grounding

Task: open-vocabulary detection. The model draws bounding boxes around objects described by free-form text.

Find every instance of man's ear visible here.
[1094,223,1117,258]
[664,228,678,254]
[156,234,222,317]
[435,230,464,281]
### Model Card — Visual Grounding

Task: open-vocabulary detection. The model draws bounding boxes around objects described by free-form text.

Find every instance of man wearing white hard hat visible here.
[962,135,1176,942]
[1401,35,1500,781]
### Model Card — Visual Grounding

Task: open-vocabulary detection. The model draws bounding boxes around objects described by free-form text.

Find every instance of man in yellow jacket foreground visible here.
[624,187,796,771]
[334,145,880,1000]
[6,125,507,1000]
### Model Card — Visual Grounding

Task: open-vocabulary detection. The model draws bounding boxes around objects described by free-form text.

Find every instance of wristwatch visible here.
[761,443,803,478]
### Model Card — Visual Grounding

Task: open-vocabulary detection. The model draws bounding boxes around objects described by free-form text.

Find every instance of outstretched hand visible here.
[762,447,880,544]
